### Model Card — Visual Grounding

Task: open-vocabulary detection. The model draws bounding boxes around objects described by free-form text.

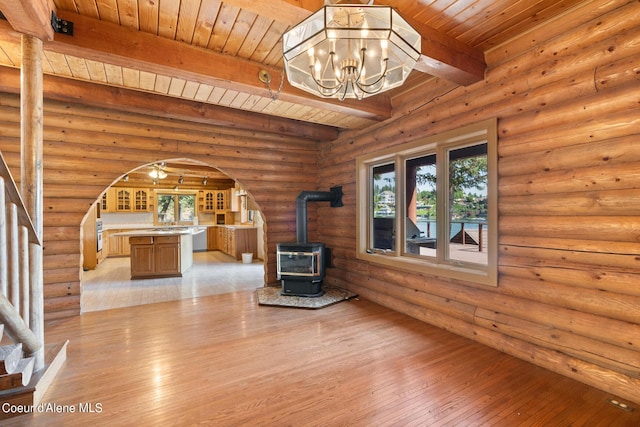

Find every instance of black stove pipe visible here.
[296,186,343,243]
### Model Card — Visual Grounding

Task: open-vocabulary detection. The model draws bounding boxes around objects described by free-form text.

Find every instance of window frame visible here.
[153,189,198,226]
[356,118,498,287]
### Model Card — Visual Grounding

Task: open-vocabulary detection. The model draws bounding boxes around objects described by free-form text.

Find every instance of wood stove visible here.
[276,186,342,297]
[277,242,326,297]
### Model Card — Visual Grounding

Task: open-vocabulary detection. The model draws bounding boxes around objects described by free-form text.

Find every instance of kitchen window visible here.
[356,119,498,287]
[154,191,197,225]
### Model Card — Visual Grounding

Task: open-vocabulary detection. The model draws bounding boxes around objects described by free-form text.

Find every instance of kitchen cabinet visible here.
[101,188,116,212]
[213,211,235,225]
[102,187,150,213]
[215,226,226,252]
[227,228,236,257]
[207,227,217,250]
[230,191,240,212]
[130,235,181,278]
[98,240,108,264]
[199,190,229,213]
[128,234,192,279]
[200,190,234,223]
[116,188,132,212]
[200,190,215,213]
[233,227,257,259]
[210,226,257,260]
[133,188,150,212]
[104,230,114,255]
[155,237,181,276]
[215,190,229,211]
[105,230,131,257]
[130,239,155,277]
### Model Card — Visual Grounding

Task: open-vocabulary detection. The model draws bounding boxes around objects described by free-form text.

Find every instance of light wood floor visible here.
[81,251,265,312]
[7,288,639,425]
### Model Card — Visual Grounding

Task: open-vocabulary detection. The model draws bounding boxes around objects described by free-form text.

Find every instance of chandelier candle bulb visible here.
[308,48,314,67]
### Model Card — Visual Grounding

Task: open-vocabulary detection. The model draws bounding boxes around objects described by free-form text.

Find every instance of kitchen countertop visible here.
[110,226,207,236]
[102,223,255,231]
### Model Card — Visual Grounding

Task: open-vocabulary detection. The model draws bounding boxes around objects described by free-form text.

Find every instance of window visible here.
[372,163,396,250]
[154,191,197,225]
[357,119,497,286]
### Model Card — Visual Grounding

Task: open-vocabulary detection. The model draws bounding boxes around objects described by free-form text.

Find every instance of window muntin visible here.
[356,119,497,287]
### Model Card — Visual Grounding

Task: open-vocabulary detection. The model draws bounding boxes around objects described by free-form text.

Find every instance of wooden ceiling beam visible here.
[46,11,391,122]
[0,0,55,41]
[0,66,339,141]
[409,19,486,86]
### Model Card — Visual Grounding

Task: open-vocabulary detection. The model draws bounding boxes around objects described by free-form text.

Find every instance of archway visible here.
[79,158,267,312]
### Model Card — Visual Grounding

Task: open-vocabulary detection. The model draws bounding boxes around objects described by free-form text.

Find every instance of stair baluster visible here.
[0,150,49,416]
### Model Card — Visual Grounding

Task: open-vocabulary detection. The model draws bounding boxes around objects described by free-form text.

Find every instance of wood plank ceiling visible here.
[0,0,586,132]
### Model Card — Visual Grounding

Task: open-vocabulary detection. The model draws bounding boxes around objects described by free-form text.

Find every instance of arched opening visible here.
[79,158,267,312]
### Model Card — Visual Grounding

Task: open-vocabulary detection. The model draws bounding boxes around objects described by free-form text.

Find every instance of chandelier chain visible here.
[263,68,285,102]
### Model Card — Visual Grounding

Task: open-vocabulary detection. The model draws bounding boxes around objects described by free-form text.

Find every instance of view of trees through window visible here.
[359,119,496,286]
[372,143,488,264]
[446,145,488,263]
[157,193,196,224]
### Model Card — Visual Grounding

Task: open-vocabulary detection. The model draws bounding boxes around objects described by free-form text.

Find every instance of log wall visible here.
[316,0,640,404]
[0,0,637,406]
[0,91,320,319]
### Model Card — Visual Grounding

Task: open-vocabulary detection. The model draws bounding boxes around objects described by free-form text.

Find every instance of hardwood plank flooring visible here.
[3,289,639,425]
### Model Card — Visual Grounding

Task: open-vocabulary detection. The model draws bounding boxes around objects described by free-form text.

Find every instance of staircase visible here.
[0,339,35,389]
[0,151,67,419]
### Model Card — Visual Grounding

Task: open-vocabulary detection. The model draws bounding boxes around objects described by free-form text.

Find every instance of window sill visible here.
[356,251,497,288]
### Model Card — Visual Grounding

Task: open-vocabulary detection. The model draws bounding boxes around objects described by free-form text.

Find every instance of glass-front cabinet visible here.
[133,188,150,212]
[204,191,215,212]
[215,190,227,211]
[116,188,132,212]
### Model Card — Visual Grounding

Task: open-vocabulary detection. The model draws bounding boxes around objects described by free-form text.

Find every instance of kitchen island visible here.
[112,227,206,279]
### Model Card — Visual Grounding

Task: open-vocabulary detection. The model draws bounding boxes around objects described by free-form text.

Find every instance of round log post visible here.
[20,34,44,369]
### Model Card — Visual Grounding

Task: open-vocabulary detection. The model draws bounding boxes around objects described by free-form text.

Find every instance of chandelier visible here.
[282,1,421,101]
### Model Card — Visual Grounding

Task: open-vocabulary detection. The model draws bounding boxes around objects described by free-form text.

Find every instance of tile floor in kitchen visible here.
[81,251,265,312]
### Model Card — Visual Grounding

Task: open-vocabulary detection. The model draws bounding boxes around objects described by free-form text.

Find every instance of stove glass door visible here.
[277,251,319,277]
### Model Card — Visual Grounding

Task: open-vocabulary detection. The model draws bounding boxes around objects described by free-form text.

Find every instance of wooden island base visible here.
[123,231,196,279]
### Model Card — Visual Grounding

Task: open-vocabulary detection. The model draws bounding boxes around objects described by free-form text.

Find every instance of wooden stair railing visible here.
[0,339,35,389]
[0,150,58,416]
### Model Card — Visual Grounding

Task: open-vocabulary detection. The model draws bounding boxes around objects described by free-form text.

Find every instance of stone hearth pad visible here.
[256,286,358,309]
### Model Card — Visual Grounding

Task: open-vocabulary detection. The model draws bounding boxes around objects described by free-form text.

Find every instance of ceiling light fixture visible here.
[178,176,184,184]
[282,0,421,101]
[149,164,167,180]
[202,177,208,185]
